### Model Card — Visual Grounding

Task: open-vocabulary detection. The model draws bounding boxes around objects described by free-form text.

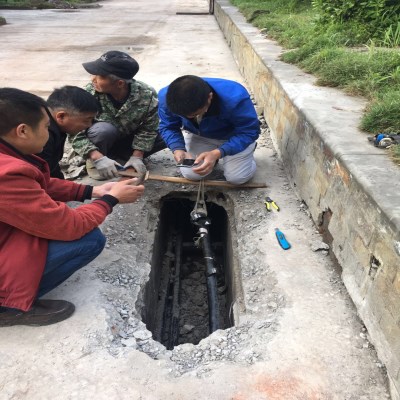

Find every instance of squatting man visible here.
[36,85,100,179]
[71,50,166,180]
[0,88,144,327]
[158,75,260,185]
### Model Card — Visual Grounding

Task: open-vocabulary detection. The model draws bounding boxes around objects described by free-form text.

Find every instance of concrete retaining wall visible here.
[214,1,400,397]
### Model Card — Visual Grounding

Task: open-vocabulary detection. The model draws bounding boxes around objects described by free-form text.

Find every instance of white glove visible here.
[93,156,120,179]
[124,156,147,175]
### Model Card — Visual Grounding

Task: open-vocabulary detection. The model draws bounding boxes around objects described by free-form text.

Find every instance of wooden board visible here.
[118,169,267,189]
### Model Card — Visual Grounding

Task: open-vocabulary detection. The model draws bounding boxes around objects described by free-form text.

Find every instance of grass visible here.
[391,144,400,165]
[230,0,400,163]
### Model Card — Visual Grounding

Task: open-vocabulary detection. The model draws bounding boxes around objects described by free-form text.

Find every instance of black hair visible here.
[166,75,211,116]
[0,87,47,137]
[47,85,100,114]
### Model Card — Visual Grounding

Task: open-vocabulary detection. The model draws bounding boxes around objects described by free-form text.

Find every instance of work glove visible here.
[93,156,120,179]
[124,156,147,176]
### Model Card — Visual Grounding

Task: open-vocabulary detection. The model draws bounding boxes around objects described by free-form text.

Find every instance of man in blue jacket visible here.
[158,75,260,185]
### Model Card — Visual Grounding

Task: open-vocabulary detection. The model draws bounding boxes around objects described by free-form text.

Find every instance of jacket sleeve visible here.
[158,88,186,152]
[69,130,99,159]
[0,166,112,241]
[46,176,90,202]
[131,87,159,152]
[218,97,260,157]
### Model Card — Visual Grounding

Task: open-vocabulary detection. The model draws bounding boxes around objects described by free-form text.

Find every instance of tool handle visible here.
[265,197,280,211]
[132,170,149,186]
[272,202,280,211]
[275,228,291,250]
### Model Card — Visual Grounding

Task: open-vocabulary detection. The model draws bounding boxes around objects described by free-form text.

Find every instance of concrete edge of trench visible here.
[213,1,400,399]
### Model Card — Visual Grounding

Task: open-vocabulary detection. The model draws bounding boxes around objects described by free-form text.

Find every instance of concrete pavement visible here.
[0,0,391,399]
[0,0,241,94]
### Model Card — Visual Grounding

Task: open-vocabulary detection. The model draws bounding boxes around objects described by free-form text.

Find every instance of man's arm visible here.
[158,87,187,152]
[47,175,91,202]
[130,88,159,154]
[0,167,145,242]
[69,129,100,159]
[217,97,260,157]
[123,88,159,173]
[0,171,109,241]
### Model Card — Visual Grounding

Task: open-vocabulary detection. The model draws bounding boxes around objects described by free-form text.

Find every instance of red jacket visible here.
[0,140,113,311]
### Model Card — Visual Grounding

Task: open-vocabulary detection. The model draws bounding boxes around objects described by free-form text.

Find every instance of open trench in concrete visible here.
[88,121,390,398]
[142,194,234,349]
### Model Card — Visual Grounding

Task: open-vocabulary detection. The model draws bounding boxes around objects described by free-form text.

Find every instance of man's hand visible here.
[124,156,147,175]
[108,179,145,204]
[89,150,104,162]
[173,150,196,164]
[92,182,117,198]
[93,156,121,179]
[192,149,221,176]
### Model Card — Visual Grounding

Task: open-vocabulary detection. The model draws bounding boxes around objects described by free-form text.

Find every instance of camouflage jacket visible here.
[71,80,159,158]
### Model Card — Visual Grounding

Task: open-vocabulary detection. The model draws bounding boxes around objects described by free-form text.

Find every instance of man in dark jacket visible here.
[158,75,260,185]
[0,87,144,327]
[36,86,99,179]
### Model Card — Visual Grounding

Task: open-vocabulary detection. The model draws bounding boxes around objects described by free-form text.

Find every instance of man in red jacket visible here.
[0,88,144,327]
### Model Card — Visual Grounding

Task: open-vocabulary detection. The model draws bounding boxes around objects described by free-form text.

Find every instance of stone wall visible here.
[214,1,400,398]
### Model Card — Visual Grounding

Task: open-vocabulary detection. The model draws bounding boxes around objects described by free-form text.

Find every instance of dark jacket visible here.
[36,114,66,179]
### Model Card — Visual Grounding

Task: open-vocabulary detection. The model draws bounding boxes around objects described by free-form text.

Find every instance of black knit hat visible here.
[82,51,139,80]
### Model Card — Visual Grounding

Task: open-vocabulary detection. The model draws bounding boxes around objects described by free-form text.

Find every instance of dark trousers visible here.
[87,122,166,163]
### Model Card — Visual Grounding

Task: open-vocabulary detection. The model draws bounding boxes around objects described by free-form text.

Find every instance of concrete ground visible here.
[0,0,391,399]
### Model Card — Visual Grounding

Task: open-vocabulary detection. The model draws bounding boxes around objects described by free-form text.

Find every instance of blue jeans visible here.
[37,228,106,298]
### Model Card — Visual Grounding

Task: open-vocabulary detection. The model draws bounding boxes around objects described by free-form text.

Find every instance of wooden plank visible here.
[118,169,267,189]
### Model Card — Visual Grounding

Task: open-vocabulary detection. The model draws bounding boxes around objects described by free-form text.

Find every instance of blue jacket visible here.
[158,78,260,157]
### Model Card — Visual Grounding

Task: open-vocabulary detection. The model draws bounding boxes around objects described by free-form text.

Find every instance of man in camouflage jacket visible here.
[71,51,165,180]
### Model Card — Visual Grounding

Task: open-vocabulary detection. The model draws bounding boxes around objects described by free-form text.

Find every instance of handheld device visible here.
[176,159,198,168]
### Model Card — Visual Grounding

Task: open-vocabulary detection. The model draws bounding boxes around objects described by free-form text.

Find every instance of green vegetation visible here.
[0,16,5,24]
[230,0,400,163]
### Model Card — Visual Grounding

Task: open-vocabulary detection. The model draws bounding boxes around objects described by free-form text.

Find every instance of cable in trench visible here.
[190,180,220,333]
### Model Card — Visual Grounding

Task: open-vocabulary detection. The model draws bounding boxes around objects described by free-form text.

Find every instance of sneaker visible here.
[0,299,75,327]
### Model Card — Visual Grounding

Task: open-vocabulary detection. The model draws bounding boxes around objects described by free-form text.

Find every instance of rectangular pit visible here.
[142,193,239,349]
